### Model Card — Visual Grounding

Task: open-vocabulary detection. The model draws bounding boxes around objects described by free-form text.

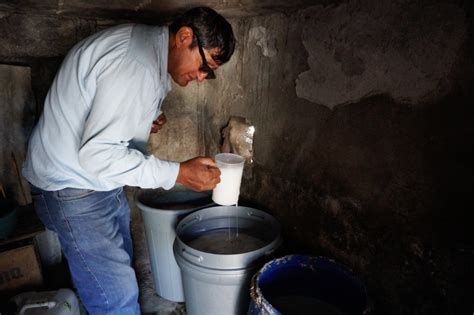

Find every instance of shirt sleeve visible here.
[78,56,179,189]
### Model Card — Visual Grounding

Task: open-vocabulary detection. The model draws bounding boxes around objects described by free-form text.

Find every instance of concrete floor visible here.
[136,256,186,315]
[139,290,185,315]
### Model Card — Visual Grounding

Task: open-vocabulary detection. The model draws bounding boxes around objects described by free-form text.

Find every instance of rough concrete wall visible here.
[203,1,472,314]
[0,0,334,20]
[296,1,466,108]
[0,13,96,59]
[0,65,36,204]
[147,83,206,161]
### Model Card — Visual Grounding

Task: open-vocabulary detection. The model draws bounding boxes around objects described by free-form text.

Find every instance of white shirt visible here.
[22,24,180,191]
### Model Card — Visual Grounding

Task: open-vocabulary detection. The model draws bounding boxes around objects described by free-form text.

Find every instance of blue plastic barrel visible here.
[248,255,367,315]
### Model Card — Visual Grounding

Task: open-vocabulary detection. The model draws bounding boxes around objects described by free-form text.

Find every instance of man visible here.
[22,7,235,314]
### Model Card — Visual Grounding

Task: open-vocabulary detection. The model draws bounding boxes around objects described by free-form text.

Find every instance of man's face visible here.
[168,27,219,87]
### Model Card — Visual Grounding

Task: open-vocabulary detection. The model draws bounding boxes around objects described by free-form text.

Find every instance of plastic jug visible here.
[10,288,80,315]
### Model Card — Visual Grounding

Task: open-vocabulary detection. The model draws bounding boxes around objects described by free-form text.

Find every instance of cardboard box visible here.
[0,244,43,294]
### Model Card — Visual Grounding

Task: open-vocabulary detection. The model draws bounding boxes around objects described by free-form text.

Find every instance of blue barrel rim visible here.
[249,254,368,315]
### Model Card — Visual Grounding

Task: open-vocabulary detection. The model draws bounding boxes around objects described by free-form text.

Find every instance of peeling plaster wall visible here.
[296,2,466,109]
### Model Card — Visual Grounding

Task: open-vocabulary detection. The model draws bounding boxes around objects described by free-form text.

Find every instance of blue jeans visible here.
[30,186,140,315]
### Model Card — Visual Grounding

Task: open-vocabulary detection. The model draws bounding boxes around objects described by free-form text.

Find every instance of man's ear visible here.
[175,26,194,49]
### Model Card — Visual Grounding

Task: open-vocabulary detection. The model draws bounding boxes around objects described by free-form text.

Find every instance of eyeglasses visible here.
[195,35,216,80]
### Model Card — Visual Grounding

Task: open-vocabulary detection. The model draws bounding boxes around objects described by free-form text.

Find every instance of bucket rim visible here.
[174,206,281,270]
[134,187,214,213]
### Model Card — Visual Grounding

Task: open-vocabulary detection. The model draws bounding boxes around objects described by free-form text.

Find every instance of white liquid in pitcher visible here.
[187,229,266,254]
[212,167,243,206]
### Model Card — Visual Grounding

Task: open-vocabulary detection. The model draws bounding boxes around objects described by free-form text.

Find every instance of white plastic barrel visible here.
[135,185,214,302]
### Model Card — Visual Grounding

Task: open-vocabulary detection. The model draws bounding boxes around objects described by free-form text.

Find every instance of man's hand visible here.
[151,113,167,133]
[176,157,221,192]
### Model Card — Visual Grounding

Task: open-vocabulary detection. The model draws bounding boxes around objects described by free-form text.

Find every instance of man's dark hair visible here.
[169,7,235,65]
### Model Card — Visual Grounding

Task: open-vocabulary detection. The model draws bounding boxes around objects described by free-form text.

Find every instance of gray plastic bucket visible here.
[174,206,281,315]
[248,255,368,315]
[135,186,214,302]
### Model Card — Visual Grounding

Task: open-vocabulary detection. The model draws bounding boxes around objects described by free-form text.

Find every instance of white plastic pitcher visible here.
[212,153,245,206]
